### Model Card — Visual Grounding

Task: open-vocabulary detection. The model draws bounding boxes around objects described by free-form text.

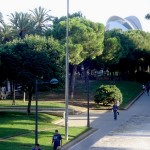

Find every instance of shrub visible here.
[94,85,122,106]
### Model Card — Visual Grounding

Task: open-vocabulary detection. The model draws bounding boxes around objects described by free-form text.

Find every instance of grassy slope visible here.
[0,112,87,150]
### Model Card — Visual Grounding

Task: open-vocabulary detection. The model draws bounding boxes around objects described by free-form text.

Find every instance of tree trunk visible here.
[83,67,87,85]
[27,87,33,115]
[70,65,77,99]
[23,92,26,102]
[12,81,16,105]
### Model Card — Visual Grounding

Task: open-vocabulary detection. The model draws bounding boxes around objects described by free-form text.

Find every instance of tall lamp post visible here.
[65,0,69,141]
[35,80,38,145]
[87,75,90,127]
[35,78,58,145]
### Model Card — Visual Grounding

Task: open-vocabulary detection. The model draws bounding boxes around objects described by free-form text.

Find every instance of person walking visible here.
[32,143,41,150]
[112,103,118,120]
[142,84,146,93]
[146,83,150,96]
[116,100,120,115]
[52,130,62,150]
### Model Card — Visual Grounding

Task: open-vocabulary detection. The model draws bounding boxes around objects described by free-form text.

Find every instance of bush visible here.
[94,85,122,106]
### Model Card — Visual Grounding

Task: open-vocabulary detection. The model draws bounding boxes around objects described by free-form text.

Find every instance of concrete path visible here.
[61,92,150,150]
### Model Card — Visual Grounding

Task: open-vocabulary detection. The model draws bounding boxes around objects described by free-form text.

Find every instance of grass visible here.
[0,112,88,150]
[115,81,142,108]
[0,80,142,109]
[0,100,65,108]
[0,80,142,149]
[73,80,142,109]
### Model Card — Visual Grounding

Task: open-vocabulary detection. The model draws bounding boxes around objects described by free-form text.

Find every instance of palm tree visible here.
[8,12,34,38]
[0,12,4,24]
[0,23,13,43]
[0,12,13,43]
[145,13,150,20]
[30,6,54,35]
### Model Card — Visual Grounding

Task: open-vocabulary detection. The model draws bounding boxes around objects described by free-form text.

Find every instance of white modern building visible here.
[105,15,142,31]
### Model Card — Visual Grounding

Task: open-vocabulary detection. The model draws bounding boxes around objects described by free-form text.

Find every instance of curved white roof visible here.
[125,16,142,30]
[106,15,142,31]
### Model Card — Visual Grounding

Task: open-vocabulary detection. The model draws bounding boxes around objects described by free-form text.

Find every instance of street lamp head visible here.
[50,78,59,85]
[36,78,59,85]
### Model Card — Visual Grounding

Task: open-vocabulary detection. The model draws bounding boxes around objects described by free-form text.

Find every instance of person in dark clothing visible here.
[142,84,146,93]
[32,144,41,150]
[52,130,62,150]
[146,83,150,96]
[112,103,118,120]
[116,100,120,115]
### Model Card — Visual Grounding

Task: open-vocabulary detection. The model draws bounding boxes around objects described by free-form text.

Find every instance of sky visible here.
[0,0,150,32]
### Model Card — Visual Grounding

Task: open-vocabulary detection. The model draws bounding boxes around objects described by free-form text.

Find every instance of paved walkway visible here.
[60,92,150,150]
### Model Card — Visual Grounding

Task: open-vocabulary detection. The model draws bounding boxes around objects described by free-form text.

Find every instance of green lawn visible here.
[88,80,142,108]
[0,80,142,149]
[0,112,88,150]
[0,100,65,108]
[115,81,142,108]
[0,80,142,109]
